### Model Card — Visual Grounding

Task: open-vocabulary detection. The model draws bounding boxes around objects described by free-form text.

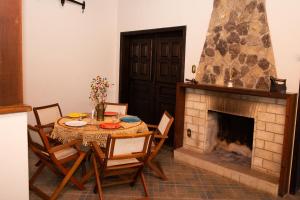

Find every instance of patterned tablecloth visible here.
[51,116,148,147]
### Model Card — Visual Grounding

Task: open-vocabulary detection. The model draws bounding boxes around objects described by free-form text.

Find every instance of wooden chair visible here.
[33,103,63,160]
[147,111,174,180]
[28,125,86,200]
[91,132,154,200]
[33,103,62,133]
[105,102,128,115]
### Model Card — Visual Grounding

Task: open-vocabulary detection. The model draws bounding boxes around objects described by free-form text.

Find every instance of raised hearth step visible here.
[174,147,279,196]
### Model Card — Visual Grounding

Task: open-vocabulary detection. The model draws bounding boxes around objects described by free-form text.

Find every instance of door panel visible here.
[154,37,183,145]
[120,27,186,147]
[155,83,177,146]
[128,38,154,124]
[156,38,183,84]
[171,40,181,58]
[155,84,176,119]
[130,39,152,81]
[128,80,154,124]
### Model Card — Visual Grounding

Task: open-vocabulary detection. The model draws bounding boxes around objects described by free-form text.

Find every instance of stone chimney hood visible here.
[195,0,277,90]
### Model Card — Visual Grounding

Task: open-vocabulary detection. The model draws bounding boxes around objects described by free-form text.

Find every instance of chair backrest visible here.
[157,111,174,136]
[107,132,153,160]
[33,103,62,127]
[27,125,50,158]
[105,103,128,115]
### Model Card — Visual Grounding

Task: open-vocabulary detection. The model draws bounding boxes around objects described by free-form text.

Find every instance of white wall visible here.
[267,0,300,92]
[23,0,119,124]
[0,113,29,199]
[117,0,213,95]
[23,0,300,125]
[117,0,300,93]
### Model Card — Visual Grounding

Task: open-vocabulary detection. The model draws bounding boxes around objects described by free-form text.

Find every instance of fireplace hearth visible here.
[209,147,251,167]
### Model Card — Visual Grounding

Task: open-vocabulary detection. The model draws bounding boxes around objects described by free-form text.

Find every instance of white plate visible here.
[65,120,87,127]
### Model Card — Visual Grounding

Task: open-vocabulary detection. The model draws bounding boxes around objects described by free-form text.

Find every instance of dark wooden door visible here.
[120,27,186,146]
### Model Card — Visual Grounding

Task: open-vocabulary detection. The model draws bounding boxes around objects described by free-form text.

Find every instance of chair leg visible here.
[92,155,104,200]
[147,160,167,180]
[93,184,98,194]
[56,154,86,190]
[81,157,87,177]
[130,167,143,187]
[50,152,86,200]
[86,148,93,161]
[29,161,49,200]
[44,161,62,177]
[29,163,45,186]
[82,148,93,178]
[79,149,95,184]
[35,160,42,167]
[80,168,95,185]
[29,163,50,200]
[140,172,149,197]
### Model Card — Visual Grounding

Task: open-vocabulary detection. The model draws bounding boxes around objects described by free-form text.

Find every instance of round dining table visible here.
[51,116,148,147]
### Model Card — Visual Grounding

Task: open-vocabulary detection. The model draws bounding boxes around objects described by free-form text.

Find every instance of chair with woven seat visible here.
[33,103,62,133]
[33,103,63,158]
[28,125,86,200]
[91,132,154,200]
[104,102,128,115]
[146,111,174,180]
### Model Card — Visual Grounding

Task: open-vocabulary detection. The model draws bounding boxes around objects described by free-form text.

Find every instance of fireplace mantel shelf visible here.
[178,82,294,99]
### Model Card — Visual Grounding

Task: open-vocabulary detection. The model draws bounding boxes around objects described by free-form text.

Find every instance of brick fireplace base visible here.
[174,83,298,196]
[183,87,286,176]
[174,147,278,195]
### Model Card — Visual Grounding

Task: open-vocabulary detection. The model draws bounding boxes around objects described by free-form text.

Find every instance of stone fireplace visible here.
[182,88,286,177]
[174,84,297,196]
[174,0,297,196]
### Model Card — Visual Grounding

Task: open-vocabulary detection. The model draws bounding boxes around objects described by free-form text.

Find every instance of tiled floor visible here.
[29,147,300,200]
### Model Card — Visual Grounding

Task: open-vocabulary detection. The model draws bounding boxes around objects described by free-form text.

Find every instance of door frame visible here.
[119,26,186,104]
[290,82,300,194]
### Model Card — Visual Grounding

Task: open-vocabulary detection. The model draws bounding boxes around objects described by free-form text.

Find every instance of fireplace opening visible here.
[217,112,254,150]
[206,111,255,167]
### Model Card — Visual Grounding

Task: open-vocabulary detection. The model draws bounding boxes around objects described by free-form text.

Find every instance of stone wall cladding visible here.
[195,0,277,90]
[183,89,286,178]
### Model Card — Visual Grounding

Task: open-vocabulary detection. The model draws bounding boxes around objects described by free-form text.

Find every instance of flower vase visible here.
[95,102,105,121]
